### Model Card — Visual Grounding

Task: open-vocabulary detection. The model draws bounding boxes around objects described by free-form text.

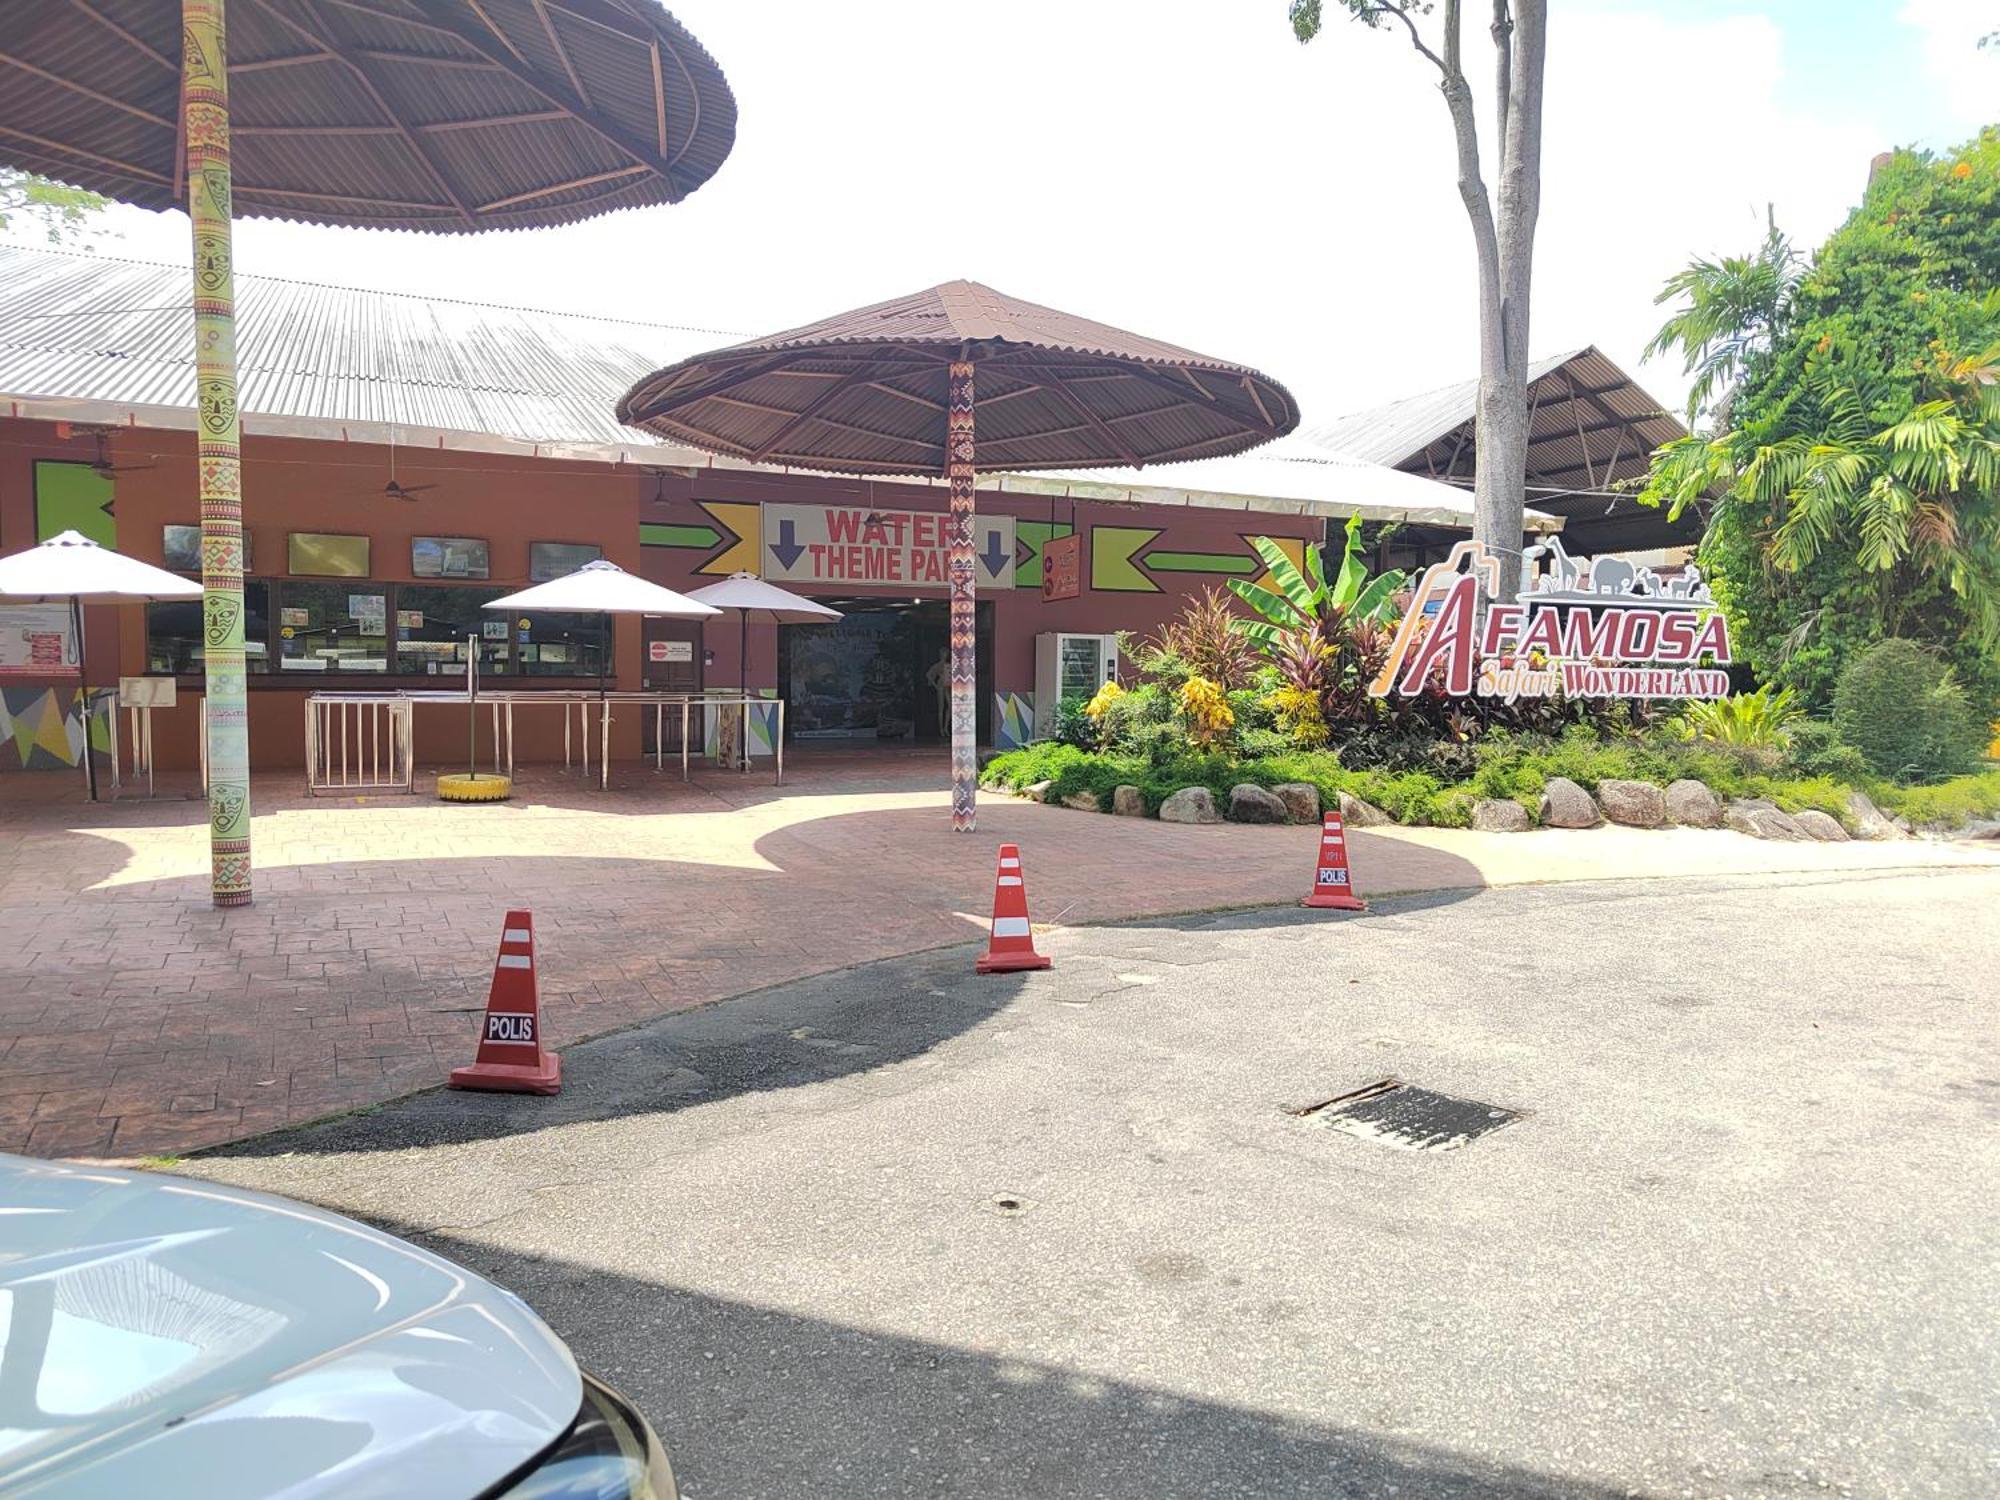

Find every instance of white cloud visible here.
[0,3,1945,428]
[1899,0,2000,131]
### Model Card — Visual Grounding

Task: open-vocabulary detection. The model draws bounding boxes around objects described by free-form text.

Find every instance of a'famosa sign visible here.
[1369,539,1732,703]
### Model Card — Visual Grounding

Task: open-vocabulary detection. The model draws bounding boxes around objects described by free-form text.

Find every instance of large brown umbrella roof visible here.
[0,0,735,231]
[616,280,1300,475]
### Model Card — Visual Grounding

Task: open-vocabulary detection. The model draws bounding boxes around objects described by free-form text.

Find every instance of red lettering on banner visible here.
[1658,613,1695,663]
[1518,608,1563,658]
[827,510,861,544]
[1617,611,1660,660]
[1560,609,1613,658]
[1479,603,1523,655]
[907,514,932,548]
[861,515,889,546]
[1692,613,1731,662]
[1397,574,1480,694]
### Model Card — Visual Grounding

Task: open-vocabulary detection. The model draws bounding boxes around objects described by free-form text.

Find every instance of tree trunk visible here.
[1473,0,1545,601]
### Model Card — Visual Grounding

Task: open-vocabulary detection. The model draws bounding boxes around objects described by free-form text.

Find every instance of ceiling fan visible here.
[373,430,440,502]
[56,424,156,477]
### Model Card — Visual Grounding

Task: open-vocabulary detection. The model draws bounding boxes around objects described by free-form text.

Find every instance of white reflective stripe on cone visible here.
[997,876,1023,887]
[998,859,1021,870]
[992,917,1032,938]
[497,955,533,969]
[503,928,532,943]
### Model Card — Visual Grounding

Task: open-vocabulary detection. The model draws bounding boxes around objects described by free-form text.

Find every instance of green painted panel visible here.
[1146,550,1255,575]
[1090,526,1162,593]
[641,523,724,549]
[35,461,115,547]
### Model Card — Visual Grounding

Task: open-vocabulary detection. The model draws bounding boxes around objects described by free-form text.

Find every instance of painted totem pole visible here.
[184,0,253,906]
[946,360,977,832]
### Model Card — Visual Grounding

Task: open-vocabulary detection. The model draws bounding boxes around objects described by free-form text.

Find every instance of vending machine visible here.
[1033,632,1119,738]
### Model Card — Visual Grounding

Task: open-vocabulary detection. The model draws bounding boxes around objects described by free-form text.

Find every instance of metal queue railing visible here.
[303,690,782,795]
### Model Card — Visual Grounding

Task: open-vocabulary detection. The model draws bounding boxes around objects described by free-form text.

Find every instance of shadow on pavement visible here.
[358,1214,1631,1500]
[203,944,1029,1159]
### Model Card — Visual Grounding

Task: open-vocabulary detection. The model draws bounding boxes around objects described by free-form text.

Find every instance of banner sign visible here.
[1040,532,1081,601]
[761,503,1014,591]
[1370,541,1732,702]
[0,604,75,678]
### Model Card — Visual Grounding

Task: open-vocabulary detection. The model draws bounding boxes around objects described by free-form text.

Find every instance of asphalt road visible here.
[194,868,2000,1499]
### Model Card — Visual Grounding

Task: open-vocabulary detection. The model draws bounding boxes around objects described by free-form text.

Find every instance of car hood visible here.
[0,1156,579,1499]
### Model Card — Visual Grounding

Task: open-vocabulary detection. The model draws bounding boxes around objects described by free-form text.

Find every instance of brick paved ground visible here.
[3,748,1993,1159]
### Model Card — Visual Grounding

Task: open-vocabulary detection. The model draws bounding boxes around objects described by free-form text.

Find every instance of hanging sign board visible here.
[760,503,1014,591]
[649,640,694,663]
[1370,541,1733,702]
[1040,533,1082,602]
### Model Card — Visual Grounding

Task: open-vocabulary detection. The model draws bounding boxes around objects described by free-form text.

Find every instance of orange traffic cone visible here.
[449,909,563,1095]
[1302,811,1368,912]
[976,843,1053,974]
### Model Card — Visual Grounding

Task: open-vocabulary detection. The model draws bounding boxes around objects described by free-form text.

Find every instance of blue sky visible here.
[6,1,1996,423]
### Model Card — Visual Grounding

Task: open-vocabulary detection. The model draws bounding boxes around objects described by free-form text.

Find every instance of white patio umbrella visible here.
[484,559,720,783]
[0,531,202,801]
[683,572,842,701]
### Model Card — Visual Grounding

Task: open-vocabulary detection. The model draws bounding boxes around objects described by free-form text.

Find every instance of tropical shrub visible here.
[1050,693,1095,750]
[1178,676,1235,748]
[1832,638,1986,781]
[1880,768,2000,825]
[1125,588,1260,692]
[1675,686,1802,749]
[1780,719,1877,784]
[1641,127,2000,717]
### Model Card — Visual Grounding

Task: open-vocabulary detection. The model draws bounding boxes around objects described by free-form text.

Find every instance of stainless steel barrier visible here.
[304,694,415,795]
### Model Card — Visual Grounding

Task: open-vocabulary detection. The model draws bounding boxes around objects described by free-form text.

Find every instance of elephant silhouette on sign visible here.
[1587,557,1635,596]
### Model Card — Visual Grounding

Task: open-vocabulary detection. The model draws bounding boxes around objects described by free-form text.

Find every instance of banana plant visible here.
[1227,514,1406,651]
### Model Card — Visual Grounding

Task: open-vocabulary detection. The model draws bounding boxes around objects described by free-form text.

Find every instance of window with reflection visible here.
[516,611,610,678]
[146,581,271,675]
[394,584,510,677]
[275,582,388,674]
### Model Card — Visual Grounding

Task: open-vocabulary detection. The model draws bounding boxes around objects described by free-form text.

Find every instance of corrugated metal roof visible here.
[1296,347,1699,552]
[0,244,725,445]
[0,245,1512,532]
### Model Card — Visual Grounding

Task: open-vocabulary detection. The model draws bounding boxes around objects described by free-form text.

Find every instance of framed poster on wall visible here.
[529,541,599,582]
[288,532,371,577]
[0,603,75,677]
[411,536,491,579]
[164,524,252,573]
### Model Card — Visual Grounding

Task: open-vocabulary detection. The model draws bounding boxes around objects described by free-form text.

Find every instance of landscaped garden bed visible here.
[980,520,2000,841]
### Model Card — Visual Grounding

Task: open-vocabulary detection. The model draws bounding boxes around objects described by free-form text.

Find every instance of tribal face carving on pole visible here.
[947,360,977,831]
[185,0,253,906]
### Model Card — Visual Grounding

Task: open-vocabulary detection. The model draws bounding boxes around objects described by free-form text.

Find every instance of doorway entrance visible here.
[779,598,993,747]
[641,616,704,755]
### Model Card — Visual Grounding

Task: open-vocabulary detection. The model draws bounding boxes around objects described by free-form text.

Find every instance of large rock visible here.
[1596,778,1666,828]
[1845,789,1907,840]
[1724,801,1811,841]
[1062,790,1101,813]
[1228,783,1289,824]
[1158,786,1221,825]
[1471,798,1532,833]
[1023,779,1053,802]
[1337,791,1391,828]
[1272,782,1321,823]
[1793,809,1850,842]
[1664,778,1723,828]
[1112,784,1146,818]
[1538,776,1598,829]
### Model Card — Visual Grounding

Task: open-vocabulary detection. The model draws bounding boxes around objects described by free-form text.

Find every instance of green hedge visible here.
[979,728,1984,830]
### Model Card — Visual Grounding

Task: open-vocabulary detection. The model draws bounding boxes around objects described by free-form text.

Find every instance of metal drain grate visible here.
[1297,1078,1523,1152]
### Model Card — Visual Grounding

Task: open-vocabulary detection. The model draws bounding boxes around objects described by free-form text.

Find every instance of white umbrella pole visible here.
[71,594,97,803]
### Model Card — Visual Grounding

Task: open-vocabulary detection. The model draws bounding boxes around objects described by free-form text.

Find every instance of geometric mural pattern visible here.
[0,687,112,770]
[992,691,1034,751]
